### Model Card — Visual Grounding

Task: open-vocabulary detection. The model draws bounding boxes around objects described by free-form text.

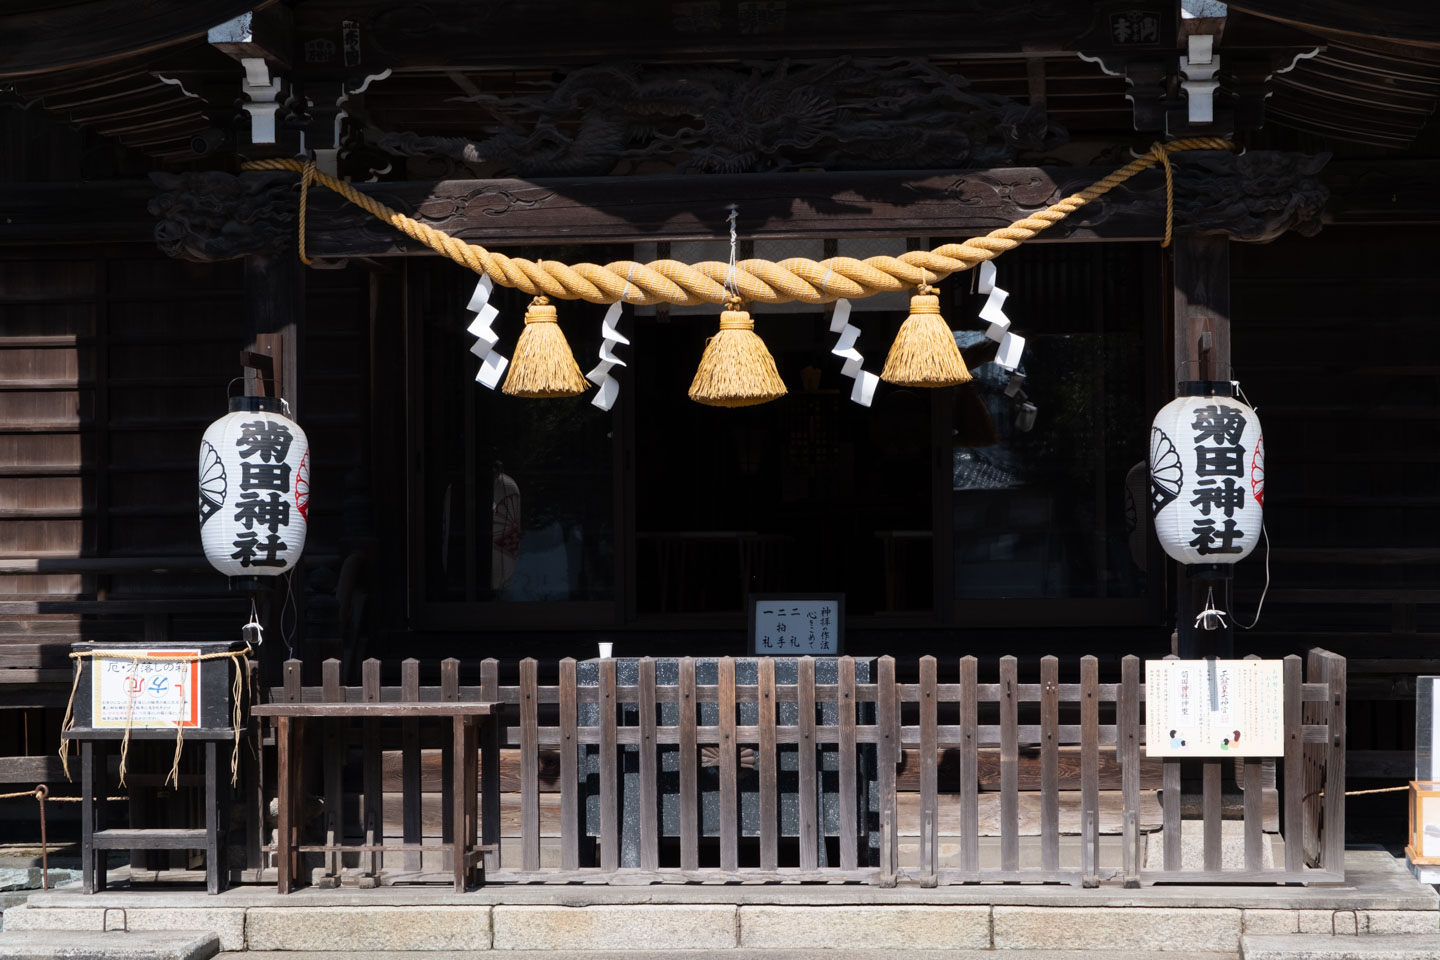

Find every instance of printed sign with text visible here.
[748,594,844,655]
[92,650,201,730]
[1145,659,1283,758]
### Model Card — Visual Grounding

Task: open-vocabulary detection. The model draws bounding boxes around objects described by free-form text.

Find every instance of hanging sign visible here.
[1149,384,1263,569]
[199,396,310,580]
[92,650,201,730]
[1145,658,1284,757]
[748,593,845,655]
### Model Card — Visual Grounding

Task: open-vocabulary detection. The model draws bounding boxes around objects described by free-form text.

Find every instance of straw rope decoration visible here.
[59,646,254,789]
[247,138,1232,396]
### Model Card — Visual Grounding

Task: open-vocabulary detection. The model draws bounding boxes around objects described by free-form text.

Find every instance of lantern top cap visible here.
[1176,380,1238,399]
[228,394,287,414]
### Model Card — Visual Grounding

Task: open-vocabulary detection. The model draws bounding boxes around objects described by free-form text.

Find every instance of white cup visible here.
[598,642,614,659]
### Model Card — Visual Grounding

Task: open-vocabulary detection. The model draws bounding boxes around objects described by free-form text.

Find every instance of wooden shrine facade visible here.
[0,0,1438,866]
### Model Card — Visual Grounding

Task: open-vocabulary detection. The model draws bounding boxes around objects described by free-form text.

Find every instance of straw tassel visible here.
[501,296,590,398]
[880,285,972,388]
[688,304,788,407]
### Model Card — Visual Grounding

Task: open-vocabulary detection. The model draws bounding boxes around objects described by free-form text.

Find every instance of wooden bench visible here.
[251,700,498,893]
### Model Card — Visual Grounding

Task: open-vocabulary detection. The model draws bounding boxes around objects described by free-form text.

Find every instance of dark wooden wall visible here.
[1231,224,1440,839]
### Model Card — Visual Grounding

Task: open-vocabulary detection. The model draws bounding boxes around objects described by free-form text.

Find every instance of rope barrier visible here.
[243,138,1233,305]
[59,646,253,789]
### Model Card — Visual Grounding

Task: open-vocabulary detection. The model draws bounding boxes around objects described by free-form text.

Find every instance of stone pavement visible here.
[0,850,1431,954]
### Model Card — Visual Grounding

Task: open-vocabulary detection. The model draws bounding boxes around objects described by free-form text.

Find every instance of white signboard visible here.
[92,650,201,730]
[749,594,844,655]
[1145,659,1284,758]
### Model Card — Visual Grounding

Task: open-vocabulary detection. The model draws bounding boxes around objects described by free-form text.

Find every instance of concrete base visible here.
[0,930,219,960]
[1243,934,1440,959]
[1,850,1432,954]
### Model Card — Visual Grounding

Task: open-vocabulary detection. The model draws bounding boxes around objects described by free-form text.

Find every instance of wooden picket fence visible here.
[260,649,1345,887]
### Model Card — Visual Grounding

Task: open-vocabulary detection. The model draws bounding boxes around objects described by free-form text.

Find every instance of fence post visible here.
[479,658,501,876]
[1120,655,1140,888]
[877,655,898,887]
[1080,656,1099,888]
[919,655,938,886]
[559,658,580,872]
[1283,655,1304,874]
[1323,651,1347,876]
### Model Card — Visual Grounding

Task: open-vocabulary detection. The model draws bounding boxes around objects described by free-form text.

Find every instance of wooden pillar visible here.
[1171,233,1234,659]
[243,252,304,681]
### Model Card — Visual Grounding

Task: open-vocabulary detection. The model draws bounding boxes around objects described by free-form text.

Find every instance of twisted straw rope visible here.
[242,137,1233,304]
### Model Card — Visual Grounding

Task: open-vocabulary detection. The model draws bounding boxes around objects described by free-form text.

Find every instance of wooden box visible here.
[1408,780,1440,865]
[67,640,247,736]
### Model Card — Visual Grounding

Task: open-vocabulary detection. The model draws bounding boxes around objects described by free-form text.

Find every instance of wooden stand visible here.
[65,728,233,895]
[251,701,496,893]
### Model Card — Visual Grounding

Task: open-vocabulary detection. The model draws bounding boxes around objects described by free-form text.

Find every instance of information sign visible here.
[748,594,844,655]
[91,649,202,730]
[1144,658,1283,758]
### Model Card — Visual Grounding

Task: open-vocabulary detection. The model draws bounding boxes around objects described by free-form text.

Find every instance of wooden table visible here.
[251,701,497,893]
[62,727,233,895]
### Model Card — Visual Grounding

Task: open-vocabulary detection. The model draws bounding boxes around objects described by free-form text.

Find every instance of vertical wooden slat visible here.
[559,658,580,872]
[999,656,1020,874]
[799,656,819,872]
[401,659,421,872]
[1283,654,1304,874]
[1080,655,1099,887]
[1161,654,1180,873]
[273,721,290,894]
[441,658,459,870]
[1164,761,1182,871]
[281,660,302,892]
[1243,758,1263,871]
[246,659,264,876]
[838,656,857,871]
[205,741,220,895]
[451,714,468,891]
[1203,761,1222,872]
[361,659,381,883]
[322,659,343,884]
[758,658,778,872]
[678,657,698,872]
[519,658,540,872]
[959,655,979,875]
[600,657,619,873]
[918,655,938,884]
[1040,655,1060,874]
[1120,654,1140,887]
[719,657,739,873]
[479,658,501,874]
[1303,649,1324,867]
[639,657,659,874]
[877,655,898,885]
[1324,652,1347,874]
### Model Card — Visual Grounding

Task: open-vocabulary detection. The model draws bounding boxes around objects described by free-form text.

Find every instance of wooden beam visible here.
[1170,232,1235,660]
[287,167,1171,260]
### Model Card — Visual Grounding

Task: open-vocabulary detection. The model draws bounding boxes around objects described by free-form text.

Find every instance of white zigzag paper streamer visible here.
[977,261,1026,373]
[466,274,508,389]
[829,299,878,407]
[585,302,628,411]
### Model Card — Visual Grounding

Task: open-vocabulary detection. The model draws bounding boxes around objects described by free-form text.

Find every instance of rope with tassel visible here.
[59,646,254,789]
[243,138,1232,308]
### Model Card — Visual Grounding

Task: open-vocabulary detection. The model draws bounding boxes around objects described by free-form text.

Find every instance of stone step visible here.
[1243,934,1440,959]
[223,953,1240,960]
[0,929,219,960]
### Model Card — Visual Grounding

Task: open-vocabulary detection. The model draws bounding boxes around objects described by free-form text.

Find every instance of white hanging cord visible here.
[977,261,1026,372]
[723,203,740,303]
[1194,584,1229,631]
[1236,522,1271,630]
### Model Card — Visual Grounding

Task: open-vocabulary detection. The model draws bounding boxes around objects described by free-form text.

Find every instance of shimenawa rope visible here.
[243,138,1232,306]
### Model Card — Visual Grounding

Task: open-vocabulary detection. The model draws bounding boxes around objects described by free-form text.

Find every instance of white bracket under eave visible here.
[240,56,283,144]
[1180,34,1220,125]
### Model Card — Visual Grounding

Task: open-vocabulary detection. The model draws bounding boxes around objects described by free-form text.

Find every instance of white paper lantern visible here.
[1148,383,1263,574]
[198,396,310,581]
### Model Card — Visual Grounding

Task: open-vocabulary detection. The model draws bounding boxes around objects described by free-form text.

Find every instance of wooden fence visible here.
[261,649,1345,887]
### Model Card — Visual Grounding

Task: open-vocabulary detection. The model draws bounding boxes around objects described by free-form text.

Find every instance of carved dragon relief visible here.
[148,170,296,262]
[368,58,1069,178]
[147,151,1331,263]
